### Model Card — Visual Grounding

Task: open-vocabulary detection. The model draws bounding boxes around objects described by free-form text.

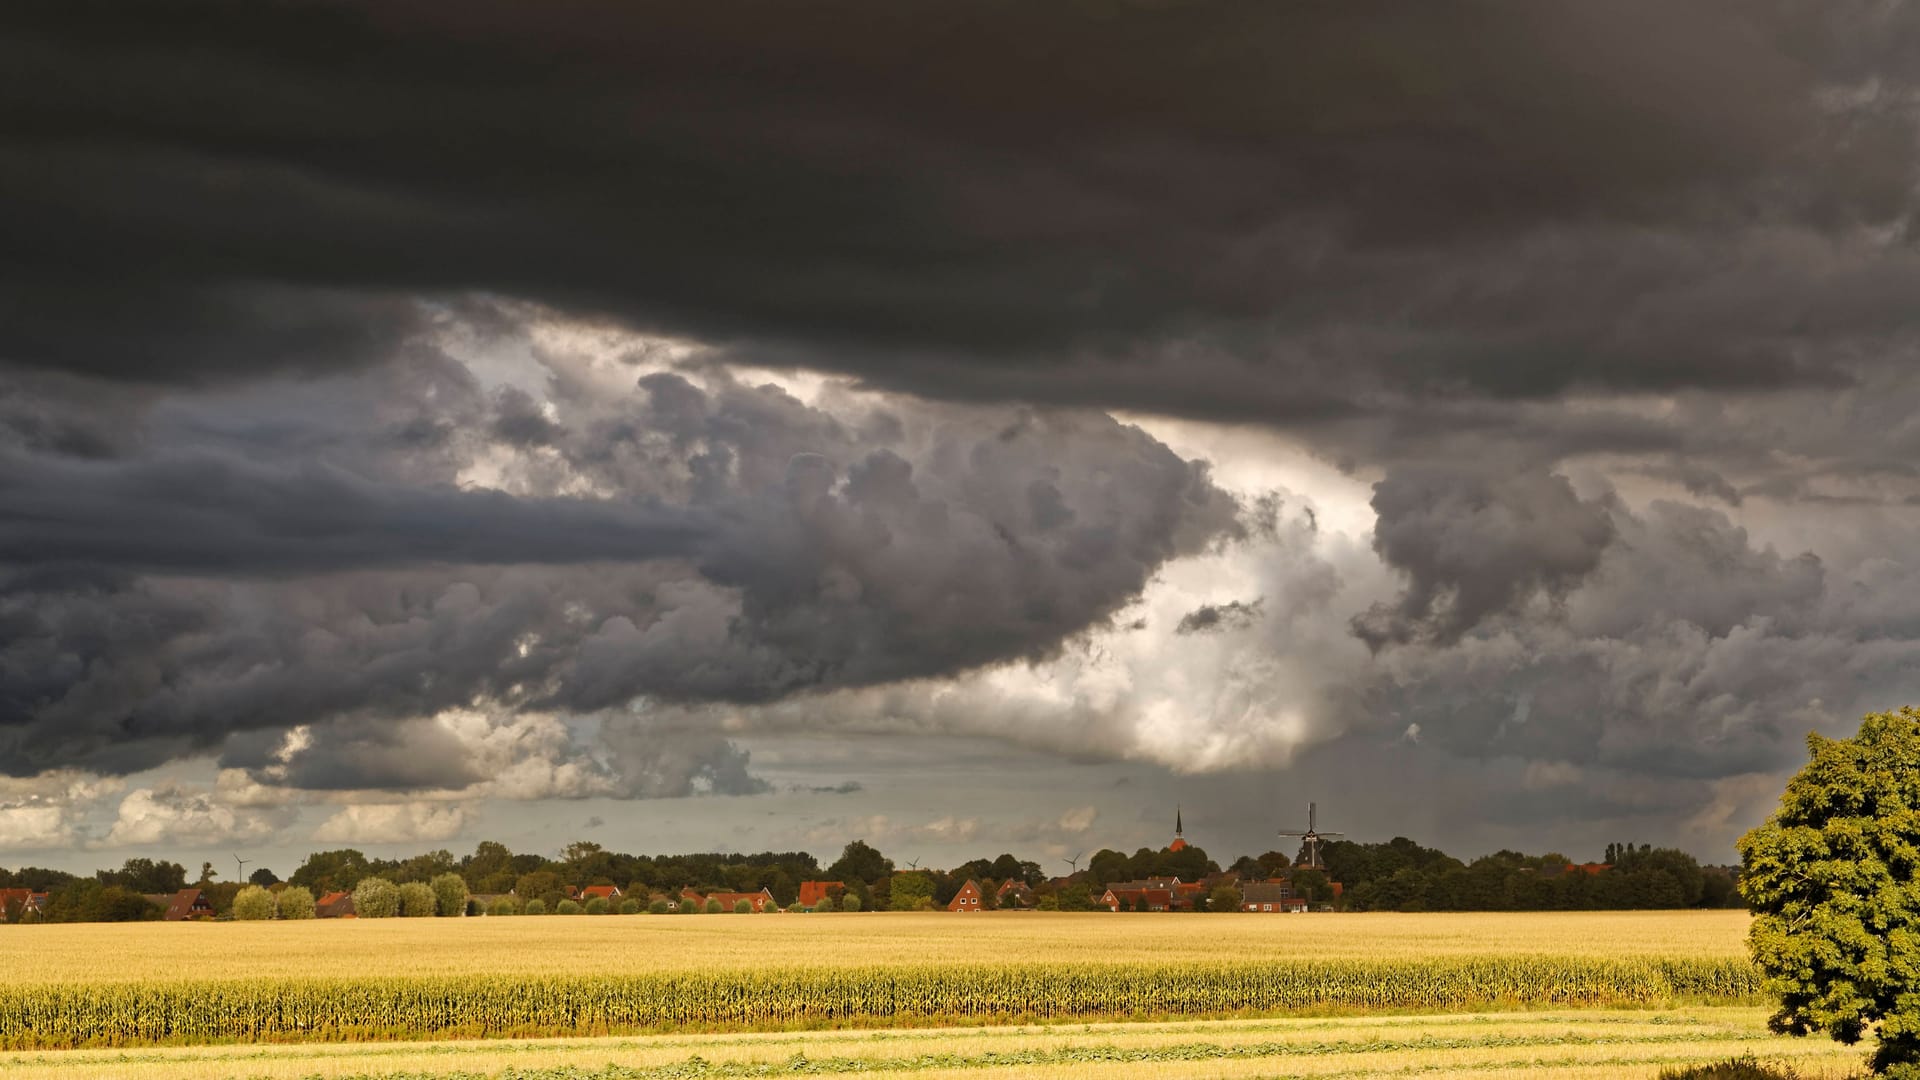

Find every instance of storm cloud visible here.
[3,1,1920,861]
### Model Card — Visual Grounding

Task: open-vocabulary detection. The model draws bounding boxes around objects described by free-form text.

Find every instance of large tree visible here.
[1740,707,1920,1078]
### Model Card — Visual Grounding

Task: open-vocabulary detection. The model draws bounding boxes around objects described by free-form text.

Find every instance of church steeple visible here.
[1176,806,1183,838]
[1169,805,1188,852]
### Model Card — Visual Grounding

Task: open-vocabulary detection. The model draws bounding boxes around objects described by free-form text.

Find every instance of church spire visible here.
[1176,805,1183,837]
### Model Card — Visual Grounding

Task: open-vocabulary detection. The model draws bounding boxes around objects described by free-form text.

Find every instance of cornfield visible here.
[0,956,1762,1049]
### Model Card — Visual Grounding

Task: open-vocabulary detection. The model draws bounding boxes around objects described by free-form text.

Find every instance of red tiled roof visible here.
[163,888,211,921]
[580,885,621,900]
[797,881,844,907]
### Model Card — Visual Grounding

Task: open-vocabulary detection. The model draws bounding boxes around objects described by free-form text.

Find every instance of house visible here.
[948,879,985,912]
[1101,887,1174,912]
[1170,882,1206,910]
[647,892,684,911]
[797,880,845,908]
[1104,877,1182,893]
[316,891,358,918]
[163,888,214,921]
[579,884,622,902]
[679,888,706,908]
[1199,871,1241,891]
[0,888,45,922]
[995,879,1036,909]
[706,888,776,913]
[1241,882,1307,913]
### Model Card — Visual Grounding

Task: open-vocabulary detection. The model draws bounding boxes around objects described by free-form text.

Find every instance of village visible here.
[0,807,1355,922]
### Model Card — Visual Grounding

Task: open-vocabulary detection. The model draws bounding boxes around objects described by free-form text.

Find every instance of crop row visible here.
[0,957,1762,1049]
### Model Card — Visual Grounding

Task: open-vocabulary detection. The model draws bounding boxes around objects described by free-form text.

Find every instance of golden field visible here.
[0,909,1751,984]
[0,1009,1864,1080]
[0,911,1804,1079]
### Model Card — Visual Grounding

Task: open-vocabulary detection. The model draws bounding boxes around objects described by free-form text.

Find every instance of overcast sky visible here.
[6,0,1920,877]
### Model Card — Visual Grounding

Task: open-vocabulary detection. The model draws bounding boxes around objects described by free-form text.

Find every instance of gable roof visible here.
[163,888,210,921]
[1241,882,1295,903]
[947,879,984,911]
[580,884,621,899]
[316,891,357,918]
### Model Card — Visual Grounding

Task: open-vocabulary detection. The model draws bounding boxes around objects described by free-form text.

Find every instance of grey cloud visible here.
[1354,465,1615,648]
[0,362,1238,780]
[1175,599,1264,635]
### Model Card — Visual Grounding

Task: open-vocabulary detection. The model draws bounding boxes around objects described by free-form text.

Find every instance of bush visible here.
[352,877,400,919]
[704,899,722,914]
[276,886,316,920]
[585,897,609,915]
[732,899,752,914]
[232,885,275,921]
[619,899,641,915]
[786,902,806,913]
[398,881,437,918]
[813,898,837,913]
[488,896,519,916]
[556,899,583,915]
[429,873,468,917]
[523,898,547,916]
[841,895,862,912]
[648,899,670,914]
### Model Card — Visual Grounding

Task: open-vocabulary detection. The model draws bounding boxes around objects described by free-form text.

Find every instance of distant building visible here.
[1241,882,1307,913]
[1101,886,1174,912]
[797,881,845,908]
[1169,806,1189,852]
[948,879,985,912]
[995,879,1036,909]
[707,888,776,913]
[579,884,622,902]
[162,888,214,921]
[316,891,357,918]
[0,889,45,922]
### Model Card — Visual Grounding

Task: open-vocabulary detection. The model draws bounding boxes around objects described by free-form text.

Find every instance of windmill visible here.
[1277,803,1342,871]
[233,853,252,885]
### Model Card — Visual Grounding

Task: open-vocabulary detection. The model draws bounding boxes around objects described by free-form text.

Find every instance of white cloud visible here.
[0,804,75,851]
[1057,805,1098,833]
[103,784,283,847]
[311,802,469,845]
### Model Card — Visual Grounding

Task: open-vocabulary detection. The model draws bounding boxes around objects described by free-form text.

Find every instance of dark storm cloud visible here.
[0,363,1238,779]
[4,1,1912,411]
[1175,599,1264,636]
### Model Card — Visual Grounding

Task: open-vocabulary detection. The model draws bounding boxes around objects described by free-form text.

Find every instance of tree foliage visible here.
[1740,707,1920,1078]
[429,872,467,917]
[352,877,400,919]
[276,886,316,920]
[231,885,275,921]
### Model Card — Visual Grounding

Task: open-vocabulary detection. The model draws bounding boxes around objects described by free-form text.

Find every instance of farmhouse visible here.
[1101,886,1174,911]
[577,884,622,902]
[995,879,1036,909]
[707,888,776,912]
[316,890,357,918]
[0,888,46,922]
[163,888,215,921]
[1241,882,1308,913]
[797,880,844,907]
[947,879,985,912]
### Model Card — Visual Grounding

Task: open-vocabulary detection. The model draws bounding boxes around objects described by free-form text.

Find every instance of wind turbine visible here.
[1063,851,1085,875]
[1277,803,1343,871]
[905,857,921,871]
[233,853,252,884]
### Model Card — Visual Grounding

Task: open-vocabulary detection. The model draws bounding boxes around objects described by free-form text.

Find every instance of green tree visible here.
[523,898,547,916]
[554,897,584,915]
[1741,707,1920,1078]
[489,896,520,916]
[704,898,723,914]
[397,881,437,917]
[889,872,934,911]
[841,894,862,912]
[429,873,468,917]
[1210,885,1243,912]
[619,898,641,915]
[584,897,609,914]
[232,885,275,921]
[277,886,316,920]
[648,899,670,914]
[352,877,400,918]
[734,899,753,914]
[826,840,893,885]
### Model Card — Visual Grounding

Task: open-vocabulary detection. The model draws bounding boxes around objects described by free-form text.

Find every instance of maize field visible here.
[0,955,1763,1049]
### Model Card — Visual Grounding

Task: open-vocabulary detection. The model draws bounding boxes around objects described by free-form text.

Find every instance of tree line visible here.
[1,832,1741,922]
